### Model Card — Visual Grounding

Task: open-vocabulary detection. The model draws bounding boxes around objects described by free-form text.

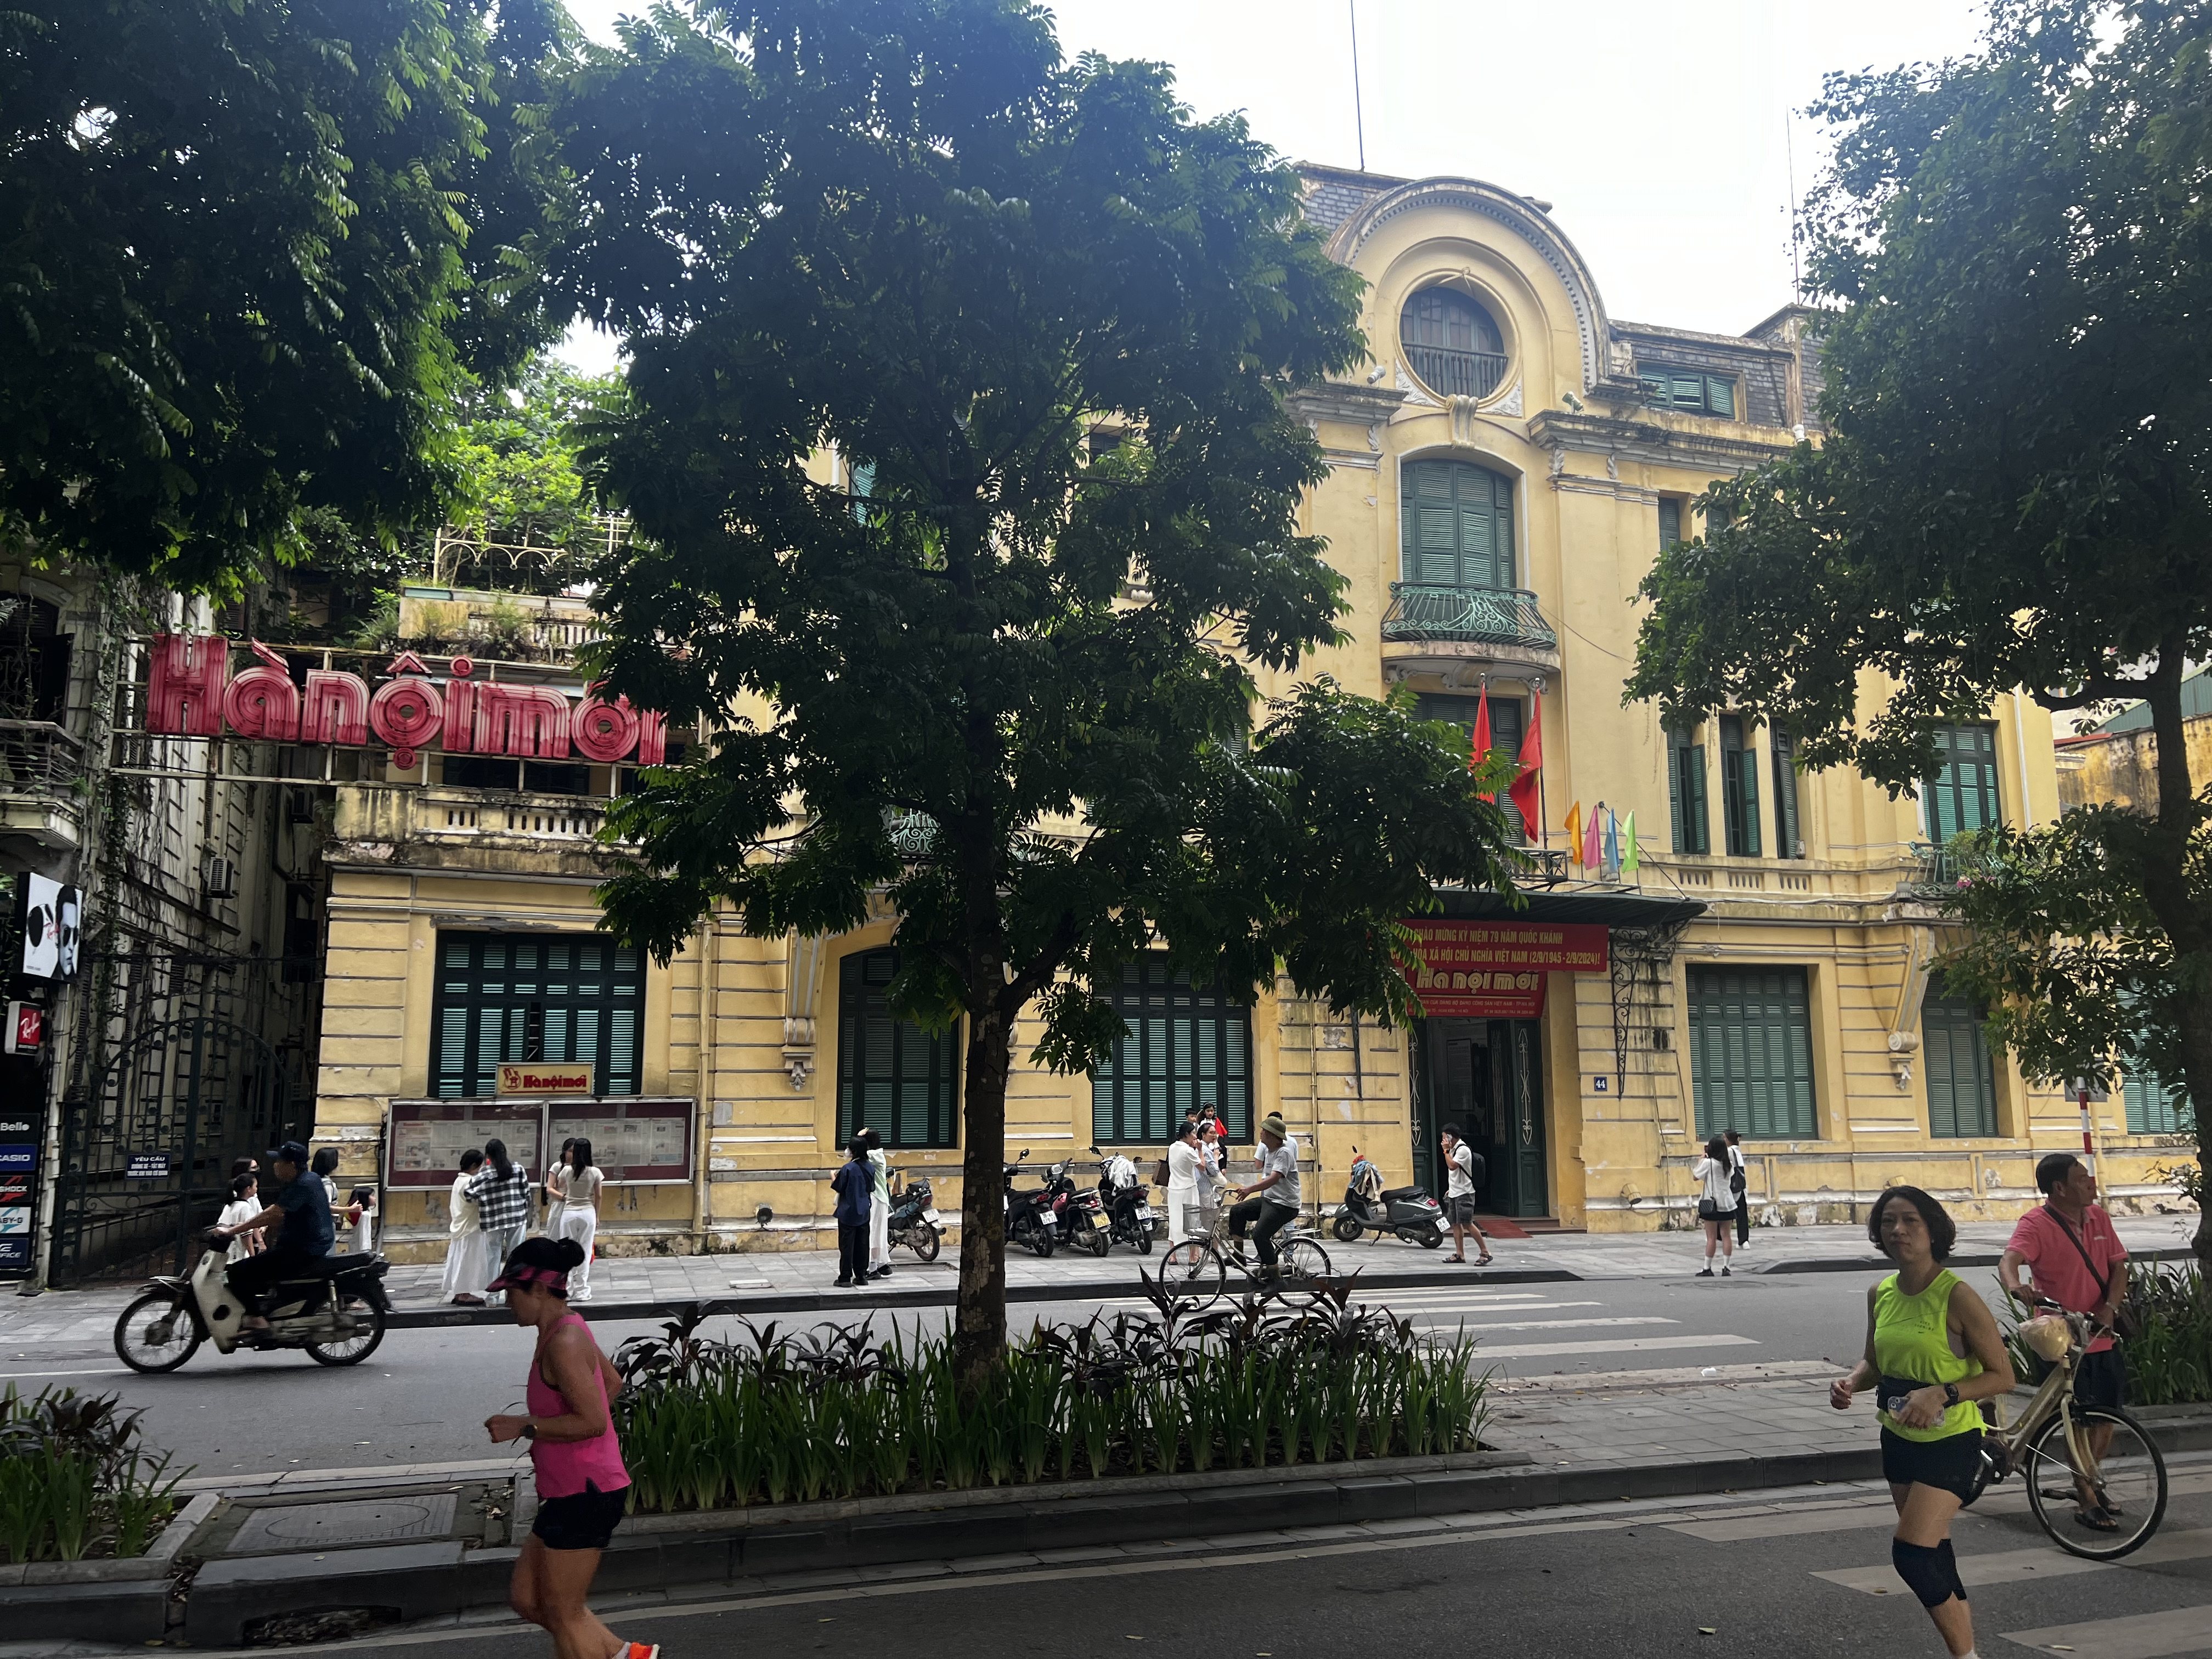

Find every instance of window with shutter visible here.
[1920,995,1999,1137]
[1687,967,1816,1138]
[1400,287,1507,399]
[1668,721,1709,854]
[1925,724,2001,839]
[1091,958,1254,1145]
[2121,1063,2191,1135]
[1417,693,1526,842]
[1658,498,1682,550]
[1720,715,1762,857]
[1400,461,1515,591]
[1638,363,1742,419]
[1771,727,1804,857]
[428,933,645,1098]
[837,949,958,1148]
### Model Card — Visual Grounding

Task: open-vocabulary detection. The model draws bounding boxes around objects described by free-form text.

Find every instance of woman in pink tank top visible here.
[484,1236,657,1659]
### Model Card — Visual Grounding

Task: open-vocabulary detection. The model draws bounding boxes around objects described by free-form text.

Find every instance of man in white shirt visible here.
[1228,1113,1302,1273]
[1440,1124,1493,1266]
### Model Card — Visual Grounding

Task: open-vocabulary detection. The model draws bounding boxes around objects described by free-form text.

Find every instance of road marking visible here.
[0,1365,132,1381]
[2000,1604,2212,1658]
[1815,1528,2212,1594]
[1407,1316,1680,1335]
[1461,1334,1760,1359]
[1671,1500,1903,1542]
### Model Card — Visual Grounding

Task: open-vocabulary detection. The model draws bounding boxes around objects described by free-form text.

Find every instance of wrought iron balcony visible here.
[0,720,82,795]
[1381,584,1558,653]
[1404,345,1508,400]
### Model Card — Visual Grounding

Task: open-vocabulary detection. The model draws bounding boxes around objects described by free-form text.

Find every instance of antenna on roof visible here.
[1784,106,1802,298]
[1349,1,1367,173]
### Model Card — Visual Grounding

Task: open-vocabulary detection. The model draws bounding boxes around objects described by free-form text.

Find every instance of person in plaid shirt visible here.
[467,1138,533,1301]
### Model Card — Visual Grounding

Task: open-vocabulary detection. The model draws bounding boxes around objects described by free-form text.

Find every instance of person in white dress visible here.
[555,1138,603,1303]
[862,1129,892,1279]
[1165,1120,1211,1242]
[218,1175,262,1265]
[1692,1134,1738,1277]
[441,1148,489,1305]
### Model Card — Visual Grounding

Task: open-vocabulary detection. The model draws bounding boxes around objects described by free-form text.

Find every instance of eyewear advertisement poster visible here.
[386,1099,692,1188]
[15,873,81,983]
[0,1115,36,1276]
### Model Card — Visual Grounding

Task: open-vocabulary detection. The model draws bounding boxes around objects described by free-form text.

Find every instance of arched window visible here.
[1401,287,1506,399]
[1401,459,1515,590]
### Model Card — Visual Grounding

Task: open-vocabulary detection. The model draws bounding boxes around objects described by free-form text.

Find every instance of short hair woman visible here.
[483,1236,656,1659]
[1830,1186,2012,1659]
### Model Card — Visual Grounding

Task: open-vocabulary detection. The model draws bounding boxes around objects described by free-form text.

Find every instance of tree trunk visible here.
[2131,645,2212,1268]
[951,999,1013,1386]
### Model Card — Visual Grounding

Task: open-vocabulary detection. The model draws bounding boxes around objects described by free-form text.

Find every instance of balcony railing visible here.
[1907,842,1967,895]
[1404,346,1508,400]
[0,720,83,795]
[1380,584,1559,653]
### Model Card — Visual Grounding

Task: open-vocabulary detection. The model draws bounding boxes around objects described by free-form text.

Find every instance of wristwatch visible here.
[521,1421,537,1441]
[1942,1383,1960,1408]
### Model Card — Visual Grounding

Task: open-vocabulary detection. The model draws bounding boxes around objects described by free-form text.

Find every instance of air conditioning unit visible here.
[201,856,238,899]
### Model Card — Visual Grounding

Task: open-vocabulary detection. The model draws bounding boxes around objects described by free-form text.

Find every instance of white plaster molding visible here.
[1493,379,1523,417]
[1394,362,1441,408]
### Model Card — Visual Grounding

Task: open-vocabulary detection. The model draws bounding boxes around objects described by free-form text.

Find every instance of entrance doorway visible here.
[1411,1017,1547,1218]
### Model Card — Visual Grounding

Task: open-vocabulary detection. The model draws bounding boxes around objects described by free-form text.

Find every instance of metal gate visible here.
[51,1016,290,1286]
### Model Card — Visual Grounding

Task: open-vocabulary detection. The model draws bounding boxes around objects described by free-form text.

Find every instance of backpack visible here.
[1463,1148,1486,1186]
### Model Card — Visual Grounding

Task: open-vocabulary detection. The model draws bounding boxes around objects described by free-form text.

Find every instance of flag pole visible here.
[1534,679,1548,859]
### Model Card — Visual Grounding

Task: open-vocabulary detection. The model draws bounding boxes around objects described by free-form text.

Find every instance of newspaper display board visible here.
[386,1101,545,1189]
[386,1098,693,1189]
[545,1099,693,1184]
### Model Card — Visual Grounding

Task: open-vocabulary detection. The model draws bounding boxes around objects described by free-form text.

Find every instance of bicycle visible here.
[1963,1304,2168,1560]
[1157,1198,1334,1309]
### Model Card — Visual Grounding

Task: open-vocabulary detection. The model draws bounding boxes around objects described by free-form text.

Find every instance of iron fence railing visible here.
[0,718,82,794]
[1909,841,1965,893]
[1404,345,1509,400]
[1380,583,1559,652]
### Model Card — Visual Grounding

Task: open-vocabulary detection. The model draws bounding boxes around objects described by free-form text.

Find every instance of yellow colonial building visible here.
[308,165,2189,1263]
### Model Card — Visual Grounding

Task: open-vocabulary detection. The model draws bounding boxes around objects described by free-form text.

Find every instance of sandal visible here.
[1475,1253,1495,1266]
[1446,1255,1468,1263]
[2073,1505,2119,1533]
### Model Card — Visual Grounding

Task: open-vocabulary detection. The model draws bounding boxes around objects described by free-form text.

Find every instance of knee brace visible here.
[1938,1538,1967,1603]
[1892,1539,1957,1608]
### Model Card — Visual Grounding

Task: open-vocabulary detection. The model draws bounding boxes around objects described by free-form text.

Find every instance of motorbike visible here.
[1331,1150,1446,1248]
[114,1231,392,1373]
[1090,1147,1155,1253]
[885,1175,943,1261]
[1047,1158,1110,1257]
[1002,1150,1058,1257]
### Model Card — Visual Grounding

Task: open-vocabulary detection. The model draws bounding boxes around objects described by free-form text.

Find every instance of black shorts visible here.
[1447,1194,1480,1225]
[532,1481,630,1551]
[1880,1427,1986,1504]
[2038,1346,2129,1410]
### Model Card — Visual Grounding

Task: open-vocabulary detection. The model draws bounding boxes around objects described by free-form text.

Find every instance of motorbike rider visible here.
[213,1140,335,1330]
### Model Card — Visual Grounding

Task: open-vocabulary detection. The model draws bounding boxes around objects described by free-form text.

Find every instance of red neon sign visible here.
[145,636,667,769]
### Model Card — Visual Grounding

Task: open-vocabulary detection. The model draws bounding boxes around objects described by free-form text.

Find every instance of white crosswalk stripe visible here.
[1814,1527,2212,1594]
[1405,1316,1680,1335]
[2000,1604,2212,1658]
[1454,1334,1762,1359]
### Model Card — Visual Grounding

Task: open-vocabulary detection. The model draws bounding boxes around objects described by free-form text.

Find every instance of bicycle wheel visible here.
[1159,1240,1225,1308]
[1279,1237,1333,1290]
[2022,1403,2167,1560]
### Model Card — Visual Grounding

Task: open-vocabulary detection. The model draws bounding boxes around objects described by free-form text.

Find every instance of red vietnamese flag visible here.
[1508,690,1543,827]
[1470,685,1494,801]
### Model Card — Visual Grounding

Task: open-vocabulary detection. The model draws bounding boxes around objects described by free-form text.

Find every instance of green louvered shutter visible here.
[1688,967,1815,1138]
[1401,461,1514,590]
[1771,728,1803,857]
[1091,958,1254,1144]
[2122,1065,2191,1135]
[428,932,646,1098]
[1658,498,1682,550]
[1921,996,1997,1137]
[1706,376,1736,418]
[837,949,958,1148]
[1927,724,2001,839]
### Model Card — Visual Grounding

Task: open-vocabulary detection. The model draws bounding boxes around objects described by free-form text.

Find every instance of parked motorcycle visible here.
[1090,1147,1155,1253]
[1331,1149,1446,1248]
[1047,1158,1110,1257]
[885,1175,943,1261]
[1002,1150,1058,1257]
[114,1232,392,1373]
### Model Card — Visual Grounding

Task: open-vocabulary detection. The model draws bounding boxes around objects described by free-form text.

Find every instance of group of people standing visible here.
[831,1127,896,1286]
[443,1137,603,1306]
[1690,1129,1753,1274]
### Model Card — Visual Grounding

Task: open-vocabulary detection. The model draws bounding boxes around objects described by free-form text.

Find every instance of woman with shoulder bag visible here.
[1693,1134,1737,1277]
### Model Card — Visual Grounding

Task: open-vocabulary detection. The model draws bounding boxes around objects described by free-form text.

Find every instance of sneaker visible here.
[834,1276,853,1287]
[1721,1266,1732,1277]
[624,1645,661,1659]
[871,1265,893,1279]
[1696,1267,1714,1278]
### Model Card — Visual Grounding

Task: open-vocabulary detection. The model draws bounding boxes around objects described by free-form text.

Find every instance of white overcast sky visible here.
[552,0,1993,376]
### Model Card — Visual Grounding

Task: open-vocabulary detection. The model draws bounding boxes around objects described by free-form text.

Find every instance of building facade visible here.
[287,166,2186,1265]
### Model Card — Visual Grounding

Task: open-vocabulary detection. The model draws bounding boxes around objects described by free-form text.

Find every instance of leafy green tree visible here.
[0,0,578,593]
[1624,0,2212,1259]
[446,357,622,555]
[564,0,1522,1372]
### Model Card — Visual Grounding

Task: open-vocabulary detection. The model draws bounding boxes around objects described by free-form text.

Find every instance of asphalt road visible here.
[143,1459,2212,1659]
[0,1266,1962,1477]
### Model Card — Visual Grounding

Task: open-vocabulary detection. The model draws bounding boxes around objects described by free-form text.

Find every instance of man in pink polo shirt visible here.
[1999,1152,2130,1532]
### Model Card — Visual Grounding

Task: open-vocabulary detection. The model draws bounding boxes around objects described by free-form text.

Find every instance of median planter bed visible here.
[0,1490,218,1642]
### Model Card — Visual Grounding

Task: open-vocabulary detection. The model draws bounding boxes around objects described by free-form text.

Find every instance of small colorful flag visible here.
[1604,808,1621,879]
[1564,802,1584,866]
[1583,800,1604,870]
[1507,689,1543,829]
[1621,811,1640,878]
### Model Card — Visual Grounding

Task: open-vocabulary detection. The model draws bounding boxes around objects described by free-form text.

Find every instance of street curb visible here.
[1760,1245,2202,1276]
[383,1265,1583,1329]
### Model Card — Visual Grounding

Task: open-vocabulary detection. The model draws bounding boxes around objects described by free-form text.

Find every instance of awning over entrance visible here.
[1428,884,1707,930]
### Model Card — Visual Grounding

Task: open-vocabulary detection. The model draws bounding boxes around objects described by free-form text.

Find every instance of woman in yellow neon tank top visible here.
[1831,1187,2013,1659]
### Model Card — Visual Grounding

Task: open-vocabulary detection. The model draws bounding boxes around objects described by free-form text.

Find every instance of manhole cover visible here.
[225,1494,459,1555]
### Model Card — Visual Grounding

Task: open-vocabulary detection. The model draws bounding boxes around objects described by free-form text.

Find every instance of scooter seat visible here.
[1380,1186,1431,1204]
[278,1253,379,1282]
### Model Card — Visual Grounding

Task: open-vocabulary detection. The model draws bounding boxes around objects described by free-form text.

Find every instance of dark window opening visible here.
[1418,693,1527,842]
[1401,287,1508,399]
[522,760,591,796]
[1668,721,1709,854]
[1771,727,1804,858]
[1092,958,1254,1145]
[429,933,645,1098]
[1720,714,1762,857]
[837,949,958,1148]
[443,754,523,791]
[1658,498,1683,550]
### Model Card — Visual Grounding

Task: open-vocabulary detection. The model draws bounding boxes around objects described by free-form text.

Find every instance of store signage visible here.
[4,1002,43,1053]
[1401,919,1610,1020]
[143,636,669,771]
[496,1063,596,1097]
[0,1143,35,1173]
[0,1203,27,1273]
[14,874,80,983]
[125,1153,171,1180]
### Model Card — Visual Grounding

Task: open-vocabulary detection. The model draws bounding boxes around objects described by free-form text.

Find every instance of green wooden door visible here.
[1402,461,1515,590]
[1921,995,1997,1138]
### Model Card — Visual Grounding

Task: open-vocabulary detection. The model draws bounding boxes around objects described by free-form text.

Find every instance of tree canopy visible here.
[1624,0,2211,1255]
[0,0,578,593]
[563,0,1523,1367]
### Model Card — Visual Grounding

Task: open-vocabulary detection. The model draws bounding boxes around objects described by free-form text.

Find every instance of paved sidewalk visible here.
[3,1214,2194,1353]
